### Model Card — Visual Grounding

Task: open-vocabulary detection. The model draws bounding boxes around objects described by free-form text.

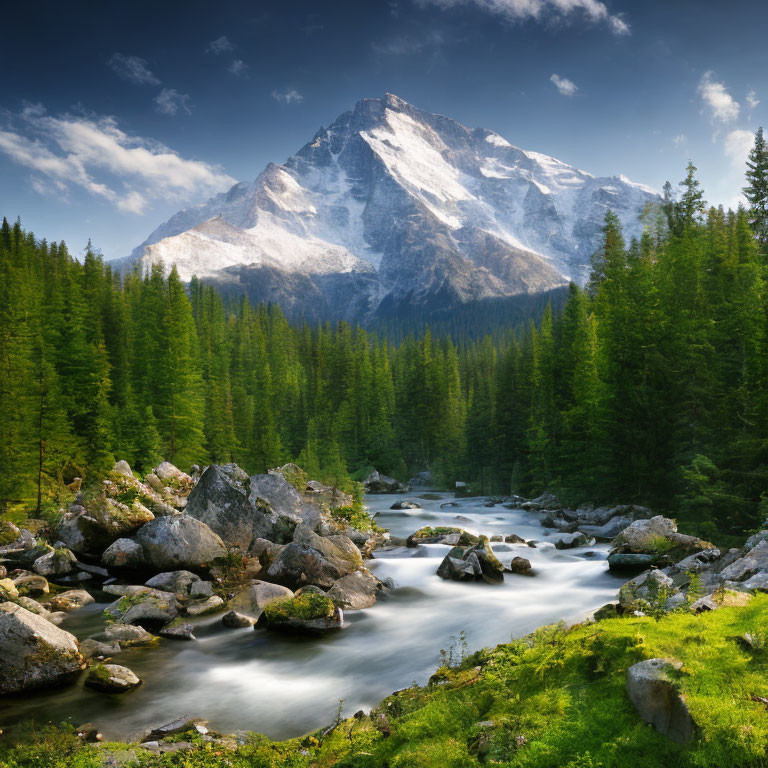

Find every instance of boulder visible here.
[626,658,694,743]
[437,552,481,581]
[102,538,146,569]
[612,516,713,560]
[364,470,405,494]
[718,540,768,582]
[249,471,324,539]
[102,623,156,646]
[266,526,363,589]
[224,580,294,623]
[185,595,224,615]
[579,517,632,540]
[505,533,525,544]
[406,527,479,547]
[12,571,49,596]
[135,515,226,571]
[145,570,201,598]
[262,590,343,634]
[104,586,178,627]
[55,497,154,555]
[553,532,593,550]
[0,519,22,545]
[48,589,95,611]
[471,540,505,583]
[32,547,77,577]
[159,618,196,640]
[391,500,421,510]
[0,602,84,694]
[328,568,382,610]
[80,638,121,659]
[507,556,532,574]
[155,461,193,489]
[85,663,142,693]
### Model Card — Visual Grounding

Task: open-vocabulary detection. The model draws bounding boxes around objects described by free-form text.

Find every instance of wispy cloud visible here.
[107,53,160,86]
[747,89,760,110]
[373,29,446,56]
[698,71,740,123]
[416,0,630,35]
[672,133,687,146]
[0,105,235,214]
[550,73,577,96]
[272,89,304,105]
[229,59,249,76]
[724,128,754,165]
[154,89,192,117]
[206,35,234,54]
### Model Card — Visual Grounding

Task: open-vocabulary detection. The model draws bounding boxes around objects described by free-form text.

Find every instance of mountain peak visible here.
[128,95,658,323]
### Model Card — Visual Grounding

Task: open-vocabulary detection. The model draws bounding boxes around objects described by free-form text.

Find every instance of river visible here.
[0,492,625,741]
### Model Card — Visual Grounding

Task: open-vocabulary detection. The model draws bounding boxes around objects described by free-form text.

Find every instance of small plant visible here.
[686,570,704,604]
[439,630,469,668]
[645,534,674,556]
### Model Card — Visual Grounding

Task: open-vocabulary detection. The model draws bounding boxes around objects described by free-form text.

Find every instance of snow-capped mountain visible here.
[129,93,658,322]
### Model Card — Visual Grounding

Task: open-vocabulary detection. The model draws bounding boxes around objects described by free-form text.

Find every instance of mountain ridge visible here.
[128,93,658,322]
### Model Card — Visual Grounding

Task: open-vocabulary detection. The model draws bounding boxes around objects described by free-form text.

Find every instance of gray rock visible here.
[104,586,178,626]
[364,470,405,494]
[507,556,532,574]
[185,595,224,615]
[612,516,712,559]
[266,526,363,589]
[189,580,214,598]
[743,571,768,591]
[221,610,256,628]
[626,658,694,743]
[103,623,155,646]
[145,570,201,597]
[0,602,83,694]
[328,568,382,609]
[553,532,593,550]
[85,663,142,693]
[437,554,479,581]
[608,553,662,572]
[390,500,421,510]
[224,580,294,622]
[113,460,134,477]
[718,540,768,582]
[155,462,192,487]
[579,516,632,540]
[102,538,145,569]
[32,548,77,577]
[505,533,525,544]
[80,638,121,659]
[48,589,95,611]
[135,515,226,571]
[12,571,49,596]
[159,618,196,640]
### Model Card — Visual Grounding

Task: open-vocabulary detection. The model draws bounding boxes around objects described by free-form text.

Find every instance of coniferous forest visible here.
[3,140,768,541]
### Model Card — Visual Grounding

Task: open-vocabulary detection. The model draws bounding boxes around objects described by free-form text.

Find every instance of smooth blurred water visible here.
[0,493,624,740]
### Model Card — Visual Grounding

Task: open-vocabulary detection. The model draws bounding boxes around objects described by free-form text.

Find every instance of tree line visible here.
[2,129,768,537]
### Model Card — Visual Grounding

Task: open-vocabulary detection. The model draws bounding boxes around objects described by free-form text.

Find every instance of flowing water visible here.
[0,493,625,740]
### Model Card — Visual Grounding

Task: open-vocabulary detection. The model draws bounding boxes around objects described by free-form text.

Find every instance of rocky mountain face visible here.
[129,94,658,323]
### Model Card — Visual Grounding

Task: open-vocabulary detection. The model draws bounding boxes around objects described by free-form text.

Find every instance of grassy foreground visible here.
[3,596,768,768]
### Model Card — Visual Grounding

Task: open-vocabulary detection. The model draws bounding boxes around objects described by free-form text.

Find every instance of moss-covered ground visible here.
[4,596,768,767]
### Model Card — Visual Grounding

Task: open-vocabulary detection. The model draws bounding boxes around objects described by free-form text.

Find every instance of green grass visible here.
[263,591,336,621]
[4,597,768,767]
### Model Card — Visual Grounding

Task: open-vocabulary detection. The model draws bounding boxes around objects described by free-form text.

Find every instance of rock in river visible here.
[262,590,343,634]
[0,601,84,694]
[224,580,294,625]
[328,568,382,610]
[85,663,142,693]
[135,515,226,571]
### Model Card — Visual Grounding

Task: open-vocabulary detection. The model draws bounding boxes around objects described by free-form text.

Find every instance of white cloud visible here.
[550,73,577,96]
[672,133,687,146]
[107,53,160,86]
[747,89,760,110]
[207,35,234,54]
[272,88,304,105]
[154,89,192,116]
[0,105,235,215]
[229,59,249,76]
[724,128,754,165]
[416,0,630,35]
[698,71,740,123]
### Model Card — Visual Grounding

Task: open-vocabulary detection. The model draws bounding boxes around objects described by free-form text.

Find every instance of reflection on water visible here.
[0,493,625,740]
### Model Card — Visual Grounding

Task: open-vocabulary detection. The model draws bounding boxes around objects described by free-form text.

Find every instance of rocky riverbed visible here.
[0,473,624,742]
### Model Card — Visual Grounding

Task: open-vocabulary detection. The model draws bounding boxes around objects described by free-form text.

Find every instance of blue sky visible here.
[1,0,765,259]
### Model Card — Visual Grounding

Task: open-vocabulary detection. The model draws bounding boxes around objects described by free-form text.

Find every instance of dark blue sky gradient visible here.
[1,0,765,257]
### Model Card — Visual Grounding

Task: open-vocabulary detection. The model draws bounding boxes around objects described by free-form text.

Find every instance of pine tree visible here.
[744,127,768,252]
